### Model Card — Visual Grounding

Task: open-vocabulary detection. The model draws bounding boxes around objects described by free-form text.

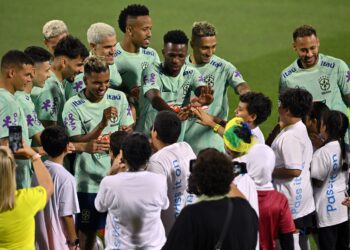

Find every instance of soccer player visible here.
[62,56,133,249]
[35,126,80,250]
[148,111,196,235]
[115,4,160,118]
[136,30,213,136]
[35,35,89,127]
[65,22,122,99]
[24,46,52,104]
[0,50,34,188]
[42,20,69,55]
[279,25,350,142]
[271,88,315,249]
[184,21,250,154]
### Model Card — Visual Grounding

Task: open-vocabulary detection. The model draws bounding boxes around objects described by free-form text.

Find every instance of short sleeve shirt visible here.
[114,42,160,91]
[136,63,205,134]
[62,88,134,193]
[183,55,246,154]
[271,121,315,220]
[35,71,66,126]
[0,186,46,250]
[311,141,348,228]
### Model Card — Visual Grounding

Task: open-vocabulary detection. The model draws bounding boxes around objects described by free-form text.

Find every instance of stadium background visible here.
[0,1,349,248]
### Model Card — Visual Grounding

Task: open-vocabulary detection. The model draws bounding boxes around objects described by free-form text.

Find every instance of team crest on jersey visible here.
[204,74,215,88]
[319,76,330,91]
[141,62,149,70]
[182,83,190,95]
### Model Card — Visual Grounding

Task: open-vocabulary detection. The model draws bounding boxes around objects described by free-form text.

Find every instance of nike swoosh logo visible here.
[83,119,92,124]
[120,71,127,76]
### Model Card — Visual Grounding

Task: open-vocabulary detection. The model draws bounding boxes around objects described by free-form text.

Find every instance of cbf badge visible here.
[319,76,330,91]
[204,74,215,88]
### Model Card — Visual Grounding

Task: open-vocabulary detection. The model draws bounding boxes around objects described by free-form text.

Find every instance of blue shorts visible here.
[76,192,107,231]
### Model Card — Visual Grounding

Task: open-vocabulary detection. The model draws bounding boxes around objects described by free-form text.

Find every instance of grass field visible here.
[1,1,349,248]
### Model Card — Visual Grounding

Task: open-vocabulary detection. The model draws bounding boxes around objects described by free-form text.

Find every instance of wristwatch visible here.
[67,238,79,247]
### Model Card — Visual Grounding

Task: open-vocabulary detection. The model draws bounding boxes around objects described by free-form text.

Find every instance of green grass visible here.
[1,2,349,248]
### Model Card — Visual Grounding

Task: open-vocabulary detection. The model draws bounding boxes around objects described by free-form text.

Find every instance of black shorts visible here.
[294,211,316,235]
[76,192,107,231]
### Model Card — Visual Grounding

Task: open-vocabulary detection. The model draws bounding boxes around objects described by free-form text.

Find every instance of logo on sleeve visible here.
[319,76,331,93]
[73,80,84,93]
[143,73,156,85]
[26,114,34,127]
[2,115,12,128]
[127,105,132,116]
[41,99,51,111]
[234,70,242,78]
[346,70,350,82]
[66,113,76,130]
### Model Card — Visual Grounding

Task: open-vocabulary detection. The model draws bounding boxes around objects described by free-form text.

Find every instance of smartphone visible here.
[8,126,22,153]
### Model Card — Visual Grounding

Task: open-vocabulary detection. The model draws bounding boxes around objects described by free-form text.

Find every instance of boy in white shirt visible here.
[35,126,80,250]
[271,88,315,250]
[148,111,196,235]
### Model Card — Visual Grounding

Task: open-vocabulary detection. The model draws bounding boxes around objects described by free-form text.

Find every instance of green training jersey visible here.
[15,91,44,139]
[136,63,205,135]
[64,64,122,100]
[35,71,66,126]
[0,88,31,188]
[62,88,134,193]
[183,55,246,154]
[30,86,44,104]
[114,42,160,92]
[279,53,350,143]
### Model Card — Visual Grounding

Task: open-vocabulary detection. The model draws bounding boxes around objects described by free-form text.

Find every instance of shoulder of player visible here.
[319,53,348,69]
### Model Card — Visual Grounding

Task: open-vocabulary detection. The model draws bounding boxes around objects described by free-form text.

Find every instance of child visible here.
[311,110,349,249]
[35,126,80,249]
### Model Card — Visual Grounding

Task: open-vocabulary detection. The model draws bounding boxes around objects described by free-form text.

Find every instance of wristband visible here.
[213,124,221,133]
[67,238,80,247]
[31,153,41,161]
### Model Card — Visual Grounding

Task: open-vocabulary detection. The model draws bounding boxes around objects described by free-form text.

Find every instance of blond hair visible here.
[87,22,116,44]
[192,21,216,39]
[0,147,16,212]
[84,55,109,76]
[42,20,68,39]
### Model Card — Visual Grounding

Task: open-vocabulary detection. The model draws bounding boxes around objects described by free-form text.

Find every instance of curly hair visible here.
[189,148,234,196]
[293,25,317,41]
[84,55,109,76]
[122,133,152,171]
[118,4,149,33]
[163,30,189,45]
[240,92,272,126]
[192,21,216,39]
[279,88,313,118]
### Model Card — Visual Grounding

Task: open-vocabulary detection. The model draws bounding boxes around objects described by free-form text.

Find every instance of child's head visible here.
[40,126,69,158]
[278,88,313,120]
[236,92,272,127]
[304,101,329,134]
[223,117,256,158]
[152,110,181,145]
[109,131,128,159]
[246,144,275,187]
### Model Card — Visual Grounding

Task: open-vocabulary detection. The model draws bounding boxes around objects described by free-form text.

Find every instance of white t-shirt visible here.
[95,171,169,250]
[35,160,80,250]
[147,142,196,235]
[234,174,259,216]
[252,126,265,144]
[311,141,348,228]
[271,120,315,220]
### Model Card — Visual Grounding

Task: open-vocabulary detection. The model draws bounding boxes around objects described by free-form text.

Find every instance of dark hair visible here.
[54,35,89,59]
[163,30,189,45]
[188,148,234,196]
[40,126,69,158]
[153,111,181,144]
[24,46,52,64]
[234,123,252,144]
[122,133,152,171]
[118,4,149,33]
[240,92,272,126]
[305,101,330,133]
[293,25,317,41]
[110,131,128,156]
[321,110,349,171]
[279,88,313,118]
[1,50,34,71]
